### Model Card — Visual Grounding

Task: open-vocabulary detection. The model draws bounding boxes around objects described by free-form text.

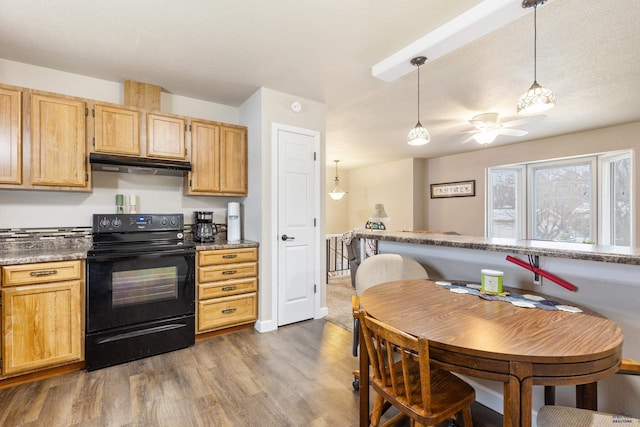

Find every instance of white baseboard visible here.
[254,319,277,333]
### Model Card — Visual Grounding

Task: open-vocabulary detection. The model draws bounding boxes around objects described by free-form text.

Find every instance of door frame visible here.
[270,123,323,328]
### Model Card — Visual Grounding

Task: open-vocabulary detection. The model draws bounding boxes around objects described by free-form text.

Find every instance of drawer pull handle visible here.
[221,285,237,291]
[30,270,58,277]
[222,270,237,275]
[222,254,237,259]
[222,308,237,314]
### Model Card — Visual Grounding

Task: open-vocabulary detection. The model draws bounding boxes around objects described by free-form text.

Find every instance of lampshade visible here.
[328,160,345,200]
[517,0,555,115]
[369,204,389,222]
[408,122,430,146]
[407,56,430,145]
[517,81,556,115]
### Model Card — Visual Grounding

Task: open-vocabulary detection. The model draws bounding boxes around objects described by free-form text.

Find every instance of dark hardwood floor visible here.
[0,319,502,426]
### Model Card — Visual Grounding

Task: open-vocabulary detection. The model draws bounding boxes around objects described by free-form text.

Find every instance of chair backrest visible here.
[359,309,433,410]
[355,254,428,296]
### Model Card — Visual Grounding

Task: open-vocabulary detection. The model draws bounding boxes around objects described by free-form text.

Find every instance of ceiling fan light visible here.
[473,129,500,145]
[408,121,430,145]
[517,81,556,115]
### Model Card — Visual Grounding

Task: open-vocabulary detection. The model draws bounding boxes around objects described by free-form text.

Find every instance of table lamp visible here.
[365,204,389,230]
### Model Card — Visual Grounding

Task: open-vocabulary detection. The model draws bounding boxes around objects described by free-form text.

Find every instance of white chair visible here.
[537,358,640,427]
[351,253,428,389]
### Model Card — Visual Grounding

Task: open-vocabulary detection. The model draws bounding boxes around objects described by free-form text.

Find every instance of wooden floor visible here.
[0,319,502,426]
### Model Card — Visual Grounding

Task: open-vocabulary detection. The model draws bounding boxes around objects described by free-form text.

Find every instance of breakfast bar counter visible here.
[352,230,640,265]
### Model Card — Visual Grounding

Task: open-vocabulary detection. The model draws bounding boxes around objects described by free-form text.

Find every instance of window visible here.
[487,151,633,246]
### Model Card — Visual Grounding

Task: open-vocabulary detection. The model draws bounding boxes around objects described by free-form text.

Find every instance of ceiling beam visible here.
[371,0,535,82]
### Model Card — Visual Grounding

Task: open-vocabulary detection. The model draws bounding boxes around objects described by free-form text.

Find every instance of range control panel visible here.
[93,214,183,232]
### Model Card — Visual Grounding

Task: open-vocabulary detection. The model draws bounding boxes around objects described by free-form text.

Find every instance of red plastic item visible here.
[505,255,577,292]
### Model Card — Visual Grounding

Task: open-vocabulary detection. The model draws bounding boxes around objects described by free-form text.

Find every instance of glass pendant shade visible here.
[329,180,345,200]
[407,56,430,145]
[517,2,555,115]
[408,121,431,145]
[328,160,345,200]
[517,81,556,115]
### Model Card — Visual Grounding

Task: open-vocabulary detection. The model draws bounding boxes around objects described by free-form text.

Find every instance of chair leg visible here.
[370,395,386,427]
[459,406,473,426]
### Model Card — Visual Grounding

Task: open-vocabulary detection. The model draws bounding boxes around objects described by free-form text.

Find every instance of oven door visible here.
[87,248,195,333]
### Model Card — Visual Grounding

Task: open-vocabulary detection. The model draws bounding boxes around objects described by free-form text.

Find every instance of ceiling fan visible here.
[462,113,544,145]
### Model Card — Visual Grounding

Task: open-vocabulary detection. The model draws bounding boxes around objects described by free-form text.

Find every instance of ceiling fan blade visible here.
[500,128,528,137]
[460,135,476,144]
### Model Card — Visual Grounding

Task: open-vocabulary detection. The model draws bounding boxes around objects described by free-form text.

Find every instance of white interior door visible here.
[276,126,317,326]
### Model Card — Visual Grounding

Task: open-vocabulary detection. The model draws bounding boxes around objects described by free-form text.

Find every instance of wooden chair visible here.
[537,358,640,426]
[351,254,429,389]
[359,309,475,427]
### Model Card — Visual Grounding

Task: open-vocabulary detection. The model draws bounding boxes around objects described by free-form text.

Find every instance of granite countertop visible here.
[0,246,93,266]
[0,239,260,266]
[353,230,640,266]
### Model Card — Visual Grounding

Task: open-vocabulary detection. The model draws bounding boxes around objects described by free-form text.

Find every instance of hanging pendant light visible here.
[328,160,346,200]
[407,56,430,145]
[517,0,556,115]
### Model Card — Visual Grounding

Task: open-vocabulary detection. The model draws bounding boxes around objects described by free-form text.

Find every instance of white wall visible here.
[347,158,424,231]
[325,165,349,234]
[239,87,327,332]
[0,59,242,227]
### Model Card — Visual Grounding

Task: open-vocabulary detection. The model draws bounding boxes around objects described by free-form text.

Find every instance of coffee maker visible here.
[193,211,216,243]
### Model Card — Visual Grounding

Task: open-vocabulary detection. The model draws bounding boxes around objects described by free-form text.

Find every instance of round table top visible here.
[359,279,623,363]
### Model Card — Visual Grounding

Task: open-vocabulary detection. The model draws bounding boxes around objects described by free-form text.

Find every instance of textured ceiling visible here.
[1,0,638,169]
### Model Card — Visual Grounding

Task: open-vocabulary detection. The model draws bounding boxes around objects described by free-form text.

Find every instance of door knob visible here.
[281,234,295,241]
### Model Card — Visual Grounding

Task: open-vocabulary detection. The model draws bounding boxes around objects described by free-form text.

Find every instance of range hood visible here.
[90,153,191,177]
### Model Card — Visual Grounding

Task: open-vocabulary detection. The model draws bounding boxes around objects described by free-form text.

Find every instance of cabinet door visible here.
[30,94,86,187]
[94,103,140,155]
[147,113,186,159]
[1,281,83,375]
[0,87,22,184]
[220,126,247,195]
[187,120,220,194]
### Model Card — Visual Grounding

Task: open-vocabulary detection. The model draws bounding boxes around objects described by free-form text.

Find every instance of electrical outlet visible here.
[533,276,542,286]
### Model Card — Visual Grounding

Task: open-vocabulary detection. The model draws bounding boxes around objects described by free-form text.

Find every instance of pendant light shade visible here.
[407,56,430,145]
[328,160,346,200]
[517,0,555,115]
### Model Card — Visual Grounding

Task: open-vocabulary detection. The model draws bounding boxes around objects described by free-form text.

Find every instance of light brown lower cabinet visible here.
[197,248,258,334]
[1,260,84,377]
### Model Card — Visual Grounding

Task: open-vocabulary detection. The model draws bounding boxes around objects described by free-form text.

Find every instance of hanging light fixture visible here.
[328,160,346,200]
[517,0,556,115]
[407,56,430,145]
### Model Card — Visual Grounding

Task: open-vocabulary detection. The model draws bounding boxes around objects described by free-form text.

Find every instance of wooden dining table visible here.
[358,279,624,427]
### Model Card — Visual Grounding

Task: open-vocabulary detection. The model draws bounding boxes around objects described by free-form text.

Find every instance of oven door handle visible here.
[88,248,195,262]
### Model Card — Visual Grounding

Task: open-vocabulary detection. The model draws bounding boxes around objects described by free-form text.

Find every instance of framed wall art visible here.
[430,180,475,199]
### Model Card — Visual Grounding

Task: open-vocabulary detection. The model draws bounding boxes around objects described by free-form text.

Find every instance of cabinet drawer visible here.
[198,262,257,283]
[198,248,257,266]
[2,260,83,287]
[199,278,257,299]
[198,293,257,331]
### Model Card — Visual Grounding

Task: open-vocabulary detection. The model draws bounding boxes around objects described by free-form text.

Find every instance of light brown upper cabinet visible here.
[186,121,248,196]
[187,120,220,194]
[0,86,22,185]
[30,93,87,188]
[93,103,141,155]
[147,113,186,160]
[220,126,247,195]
